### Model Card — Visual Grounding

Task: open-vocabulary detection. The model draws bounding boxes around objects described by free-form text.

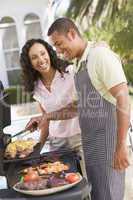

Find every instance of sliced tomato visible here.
[23,174,32,182]
[65,173,80,183]
[23,171,40,182]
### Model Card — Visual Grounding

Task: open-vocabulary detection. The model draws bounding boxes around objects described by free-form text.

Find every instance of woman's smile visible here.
[38,61,49,71]
[29,43,51,73]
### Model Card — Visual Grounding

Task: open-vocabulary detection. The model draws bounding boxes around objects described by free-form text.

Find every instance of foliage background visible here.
[64,0,133,84]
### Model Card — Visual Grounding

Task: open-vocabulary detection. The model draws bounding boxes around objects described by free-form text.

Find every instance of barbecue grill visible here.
[0,136,90,200]
[3,149,82,187]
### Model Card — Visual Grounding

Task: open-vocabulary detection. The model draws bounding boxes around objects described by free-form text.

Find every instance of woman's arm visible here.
[44,101,78,120]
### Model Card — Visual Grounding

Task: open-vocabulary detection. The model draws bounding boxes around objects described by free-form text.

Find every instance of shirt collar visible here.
[74,41,93,73]
[37,70,61,90]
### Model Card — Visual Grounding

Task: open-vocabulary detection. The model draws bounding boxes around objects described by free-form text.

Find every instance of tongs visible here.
[3,129,30,147]
[11,129,29,138]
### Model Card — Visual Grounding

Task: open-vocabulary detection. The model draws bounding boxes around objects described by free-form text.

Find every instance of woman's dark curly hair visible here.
[20,38,70,93]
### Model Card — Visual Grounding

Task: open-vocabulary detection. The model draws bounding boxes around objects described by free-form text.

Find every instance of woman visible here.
[20,39,81,152]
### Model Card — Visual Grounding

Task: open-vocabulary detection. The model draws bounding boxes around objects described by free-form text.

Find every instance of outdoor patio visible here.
[0,0,132,199]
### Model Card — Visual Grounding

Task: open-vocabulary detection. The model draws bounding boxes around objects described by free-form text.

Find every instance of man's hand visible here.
[25,116,43,132]
[113,143,130,170]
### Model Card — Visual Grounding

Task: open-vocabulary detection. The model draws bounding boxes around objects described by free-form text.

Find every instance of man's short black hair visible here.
[47,17,81,36]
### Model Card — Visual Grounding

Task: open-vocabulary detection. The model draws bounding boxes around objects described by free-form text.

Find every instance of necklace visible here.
[41,70,56,92]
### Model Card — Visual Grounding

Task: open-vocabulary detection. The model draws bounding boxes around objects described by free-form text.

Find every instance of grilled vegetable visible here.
[65,173,80,183]
[23,171,40,182]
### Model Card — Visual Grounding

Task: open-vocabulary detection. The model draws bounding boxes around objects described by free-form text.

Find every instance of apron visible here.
[74,60,125,200]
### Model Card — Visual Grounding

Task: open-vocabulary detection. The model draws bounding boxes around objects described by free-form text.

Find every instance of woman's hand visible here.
[25,116,43,132]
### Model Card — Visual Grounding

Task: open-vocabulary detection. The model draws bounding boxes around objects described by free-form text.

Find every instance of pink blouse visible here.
[33,69,81,138]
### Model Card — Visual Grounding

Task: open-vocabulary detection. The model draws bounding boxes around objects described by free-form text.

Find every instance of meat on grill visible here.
[17,179,48,190]
[16,175,69,190]
[47,175,68,188]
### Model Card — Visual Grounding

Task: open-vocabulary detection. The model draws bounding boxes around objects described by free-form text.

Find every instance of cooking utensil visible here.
[11,129,28,138]
[2,129,30,147]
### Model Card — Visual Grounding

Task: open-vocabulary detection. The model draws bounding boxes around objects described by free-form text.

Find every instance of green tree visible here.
[65,0,133,83]
[66,0,127,26]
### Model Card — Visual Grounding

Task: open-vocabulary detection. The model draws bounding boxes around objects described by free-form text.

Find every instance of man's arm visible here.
[26,101,78,131]
[38,104,49,147]
[45,101,78,120]
[109,83,130,170]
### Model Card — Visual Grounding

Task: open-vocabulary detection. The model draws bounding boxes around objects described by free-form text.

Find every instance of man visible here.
[27,18,130,200]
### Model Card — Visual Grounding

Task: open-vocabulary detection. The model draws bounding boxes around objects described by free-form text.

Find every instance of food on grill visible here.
[5,142,17,158]
[15,161,75,190]
[21,161,69,175]
[65,173,80,183]
[16,179,48,190]
[21,167,37,174]
[14,160,82,191]
[38,161,69,174]
[5,139,37,159]
[47,175,68,188]
[16,172,80,190]
[23,170,40,182]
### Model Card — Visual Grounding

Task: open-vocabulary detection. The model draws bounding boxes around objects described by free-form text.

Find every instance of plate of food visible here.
[13,171,82,196]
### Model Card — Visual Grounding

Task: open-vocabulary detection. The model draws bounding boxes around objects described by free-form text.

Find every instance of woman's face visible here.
[28,43,51,73]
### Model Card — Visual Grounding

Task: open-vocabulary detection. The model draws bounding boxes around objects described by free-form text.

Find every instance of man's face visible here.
[49,30,77,60]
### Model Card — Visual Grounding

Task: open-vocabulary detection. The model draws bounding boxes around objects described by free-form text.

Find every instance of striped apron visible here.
[74,61,125,200]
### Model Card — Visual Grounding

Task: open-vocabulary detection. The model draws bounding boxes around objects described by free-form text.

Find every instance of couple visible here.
[20,18,130,200]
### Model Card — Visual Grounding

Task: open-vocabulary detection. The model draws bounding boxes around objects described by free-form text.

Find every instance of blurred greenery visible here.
[66,0,133,84]
[5,86,34,105]
[66,0,127,24]
[123,63,133,85]
[7,69,22,86]
[129,85,133,96]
